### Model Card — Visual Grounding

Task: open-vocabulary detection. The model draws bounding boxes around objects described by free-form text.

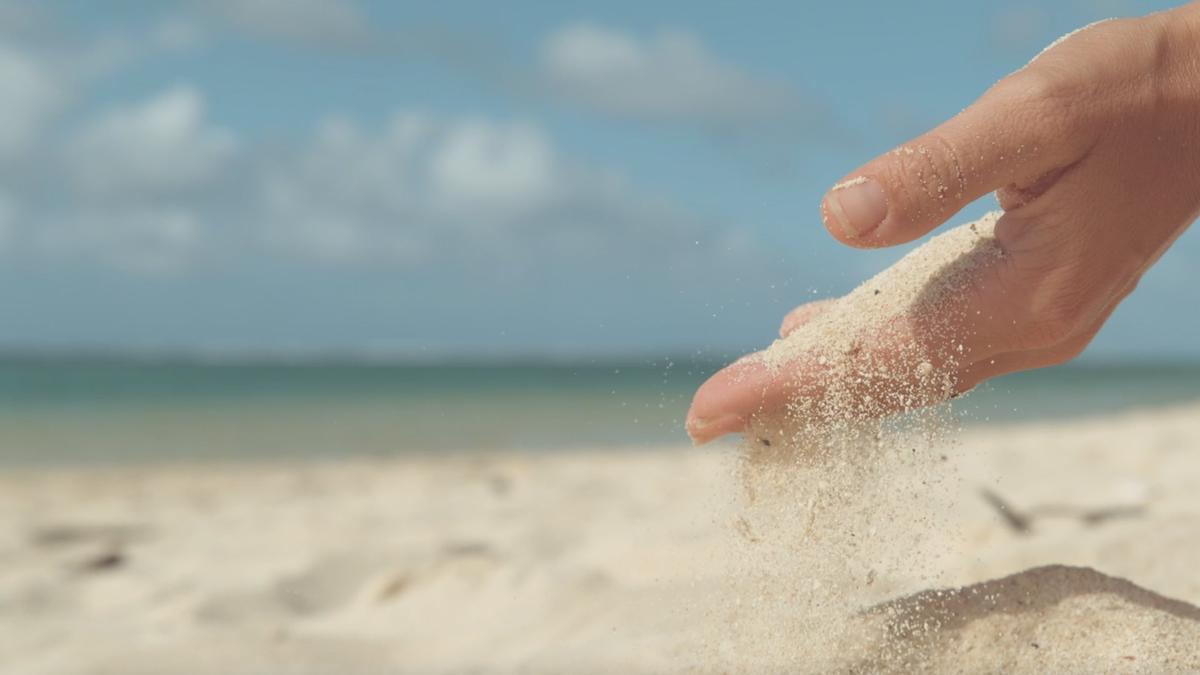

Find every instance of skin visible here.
[687,4,1200,445]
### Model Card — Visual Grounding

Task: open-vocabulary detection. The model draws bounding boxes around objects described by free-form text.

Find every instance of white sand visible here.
[755,213,1002,433]
[715,213,1012,665]
[2,402,1200,673]
[762,212,1001,374]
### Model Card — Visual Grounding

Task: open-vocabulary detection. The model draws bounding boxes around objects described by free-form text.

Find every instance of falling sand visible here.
[700,212,1200,672]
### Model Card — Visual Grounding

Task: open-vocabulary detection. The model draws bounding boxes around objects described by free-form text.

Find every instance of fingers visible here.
[686,320,946,445]
[820,69,1097,249]
[684,359,750,445]
[779,299,835,337]
[686,298,838,444]
[688,299,838,444]
[685,355,802,445]
[687,236,1023,445]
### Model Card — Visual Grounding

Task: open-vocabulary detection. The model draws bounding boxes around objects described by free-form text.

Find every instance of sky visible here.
[0,0,1195,360]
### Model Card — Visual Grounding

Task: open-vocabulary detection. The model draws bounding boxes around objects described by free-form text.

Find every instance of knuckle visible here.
[990,68,1083,138]
[885,133,966,218]
[1018,70,1078,119]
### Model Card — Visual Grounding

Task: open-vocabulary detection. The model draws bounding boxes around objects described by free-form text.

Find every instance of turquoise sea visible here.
[1,358,1198,465]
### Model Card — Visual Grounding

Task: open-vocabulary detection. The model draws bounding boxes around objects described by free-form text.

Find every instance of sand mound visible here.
[851,565,1200,673]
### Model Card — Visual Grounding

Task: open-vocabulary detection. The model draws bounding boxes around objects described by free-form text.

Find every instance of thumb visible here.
[820,71,1095,248]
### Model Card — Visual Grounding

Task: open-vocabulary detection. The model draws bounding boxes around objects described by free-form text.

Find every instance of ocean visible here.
[1,358,1198,465]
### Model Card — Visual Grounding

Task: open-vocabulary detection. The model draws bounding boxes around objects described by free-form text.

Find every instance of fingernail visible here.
[686,414,744,445]
[824,176,887,238]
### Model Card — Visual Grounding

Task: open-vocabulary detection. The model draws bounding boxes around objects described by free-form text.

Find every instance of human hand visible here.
[687,7,1200,444]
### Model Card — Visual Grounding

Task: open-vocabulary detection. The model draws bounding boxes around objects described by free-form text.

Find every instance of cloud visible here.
[258,115,431,264]
[3,70,726,280]
[0,2,211,164]
[257,112,713,269]
[0,3,232,274]
[11,86,237,275]
[66,86,237,197]
[540,23,819,135]
[0,44,65,159]
[36,208,201,275]
[167,6,835,168]
[428,120,558,219]
[0,6,753,284]
[186,9,827,148]
[204,0,368,46]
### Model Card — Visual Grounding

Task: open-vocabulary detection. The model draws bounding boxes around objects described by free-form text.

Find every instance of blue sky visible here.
[0,0,1194,359]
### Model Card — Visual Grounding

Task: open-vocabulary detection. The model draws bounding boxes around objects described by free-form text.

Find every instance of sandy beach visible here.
[8,1,1200,672]
[2,401,1199,674]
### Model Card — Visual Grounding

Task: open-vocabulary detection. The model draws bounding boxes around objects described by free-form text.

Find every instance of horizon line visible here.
[0,347,1197,369]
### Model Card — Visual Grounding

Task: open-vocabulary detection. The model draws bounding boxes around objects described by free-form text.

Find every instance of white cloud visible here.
[37,208,201,275]
[258,112,710,267]
[67,86,237,197]
[0,3,203,150]
[428,120,557,219]
[0,7,231,275]
[207,0,368,46]
[13,85,237,274]
[0,14,733,279]
[259,114,430,263]
[0,44,64,159]
[541,24,812,133]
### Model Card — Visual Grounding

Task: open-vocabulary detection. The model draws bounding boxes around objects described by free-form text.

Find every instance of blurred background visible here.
[1,0,1198,464]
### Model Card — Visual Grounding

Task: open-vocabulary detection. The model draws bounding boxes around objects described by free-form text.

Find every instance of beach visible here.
[3,400,1200,673]
[7,1,1200,672]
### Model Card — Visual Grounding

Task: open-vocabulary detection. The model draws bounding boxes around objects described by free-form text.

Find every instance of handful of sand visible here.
[751,211,1004,443]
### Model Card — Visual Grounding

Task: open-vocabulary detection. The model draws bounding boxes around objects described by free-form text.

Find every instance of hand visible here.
[687,7,1200,445]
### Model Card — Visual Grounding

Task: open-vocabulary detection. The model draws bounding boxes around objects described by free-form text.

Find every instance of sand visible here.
[2,401,1200,673]
[706,213,1013,667]
[3,214,1196,673]
[754,211,1002,429]
[762,212,1001,373]
[855,565,1200,673]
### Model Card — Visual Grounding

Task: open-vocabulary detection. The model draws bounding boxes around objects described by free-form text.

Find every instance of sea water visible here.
[0,357,1198,465]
